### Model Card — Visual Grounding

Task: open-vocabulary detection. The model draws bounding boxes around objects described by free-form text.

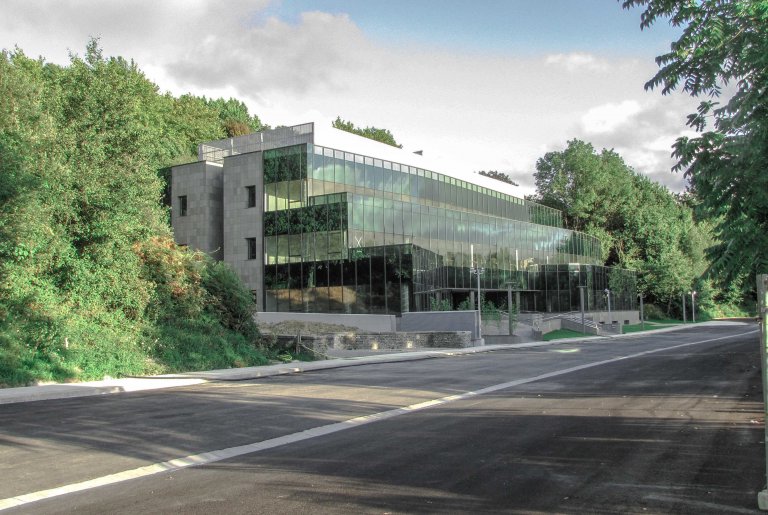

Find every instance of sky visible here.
[1,0,698,196]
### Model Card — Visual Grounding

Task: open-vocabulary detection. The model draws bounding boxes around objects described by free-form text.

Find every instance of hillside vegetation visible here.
[3,14,760,385]
[0,42,269,387]
[527,140,745,319]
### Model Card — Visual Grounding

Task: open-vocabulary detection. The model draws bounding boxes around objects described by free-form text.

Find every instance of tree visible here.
[531,140,634,236]
[530,139,711,311]
[168,95,227,159]
[205,97,266,137]
[477,170,519,186]
[622,0,768,284]
[332,116,403,148]
[0,41,266,386]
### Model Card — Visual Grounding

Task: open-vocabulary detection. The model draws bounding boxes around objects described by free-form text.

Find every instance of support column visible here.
[757,275,768,510]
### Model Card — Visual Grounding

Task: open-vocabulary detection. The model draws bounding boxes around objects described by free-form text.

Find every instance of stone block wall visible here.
[273,331,471,357]
[222,152,264,309]
[171,161,224,259]
[257,312,397,332]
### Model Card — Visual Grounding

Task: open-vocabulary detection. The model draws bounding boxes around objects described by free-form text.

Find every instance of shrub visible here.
[201,261,260,340]
[429,297,452,311]
[643,303,665,320]
[148,316,268,373]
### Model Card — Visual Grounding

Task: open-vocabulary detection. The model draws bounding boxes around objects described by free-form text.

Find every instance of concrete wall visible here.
[591,310,639,326]
[561,318,599,335]
[256,312,397,332]
[171,161,223,259]
[222,152,265,309]
[400,311,479,340]
[482,315,514,336]
[536,317,562,335]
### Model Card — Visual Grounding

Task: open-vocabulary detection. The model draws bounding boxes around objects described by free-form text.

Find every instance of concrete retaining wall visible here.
[591,310,639,326]
[561,318,600,335]
[400,311,479,339]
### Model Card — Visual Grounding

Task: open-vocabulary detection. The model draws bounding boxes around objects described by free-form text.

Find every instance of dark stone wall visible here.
[273,331,471,357]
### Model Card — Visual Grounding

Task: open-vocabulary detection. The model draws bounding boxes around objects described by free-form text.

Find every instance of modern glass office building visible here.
[171,123,636,315]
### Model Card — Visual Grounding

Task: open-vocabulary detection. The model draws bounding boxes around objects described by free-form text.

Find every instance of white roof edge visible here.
[311,122,524,199]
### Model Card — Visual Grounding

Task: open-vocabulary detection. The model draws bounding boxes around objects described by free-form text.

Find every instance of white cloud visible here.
[544,52,609,72]
[569,94,698,191]
[581,100,643,134]
[166,11,375,96]
[0,1,700,196]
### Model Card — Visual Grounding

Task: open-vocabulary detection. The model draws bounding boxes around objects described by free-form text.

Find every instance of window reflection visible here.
[261,143,635,314]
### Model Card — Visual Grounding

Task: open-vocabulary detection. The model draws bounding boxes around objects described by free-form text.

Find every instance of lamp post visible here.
[470,244,485,340]
[604,288,612,327]
[507,281,521,336]
[690,290,697,323]
[757,275,768,509]
[638,293,645,331]
[578,285,587,334]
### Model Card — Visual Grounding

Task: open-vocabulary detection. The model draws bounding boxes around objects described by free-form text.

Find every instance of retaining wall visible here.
[400,311,479,339]
[274,331,472,357]
[256,312,397,332]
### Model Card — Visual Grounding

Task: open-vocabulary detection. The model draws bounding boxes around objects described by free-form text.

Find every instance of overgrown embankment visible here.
[0,43,270,387]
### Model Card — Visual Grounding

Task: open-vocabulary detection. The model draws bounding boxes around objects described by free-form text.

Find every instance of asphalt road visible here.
[0,322,763,514]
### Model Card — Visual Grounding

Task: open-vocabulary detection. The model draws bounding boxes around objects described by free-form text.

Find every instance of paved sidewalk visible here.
[0,321,742,406]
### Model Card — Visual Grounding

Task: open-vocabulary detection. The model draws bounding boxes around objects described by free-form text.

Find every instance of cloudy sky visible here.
[1,0,698,196]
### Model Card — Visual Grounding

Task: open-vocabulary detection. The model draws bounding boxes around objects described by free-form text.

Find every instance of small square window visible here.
[246,237,257,260]
[246,185,256,208]
[178,195,187,217]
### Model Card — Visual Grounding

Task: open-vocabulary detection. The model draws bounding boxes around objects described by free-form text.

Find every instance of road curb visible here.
[0,321,745,405]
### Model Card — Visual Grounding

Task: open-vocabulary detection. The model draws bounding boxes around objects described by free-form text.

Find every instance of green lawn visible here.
[542,328,588,341]
[622,319,684,334]
[543,318,691,340]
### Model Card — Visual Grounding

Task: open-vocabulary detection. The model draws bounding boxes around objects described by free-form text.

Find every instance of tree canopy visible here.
[622,0,768,284]
[477,170,519,186]
[332,116,403,148]
[0,42,267,386]
[530,139,712,313]
[205,97,266,137]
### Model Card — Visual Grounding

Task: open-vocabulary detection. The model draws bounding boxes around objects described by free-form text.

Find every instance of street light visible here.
[470,244,485,341]
[507,281,522,336]
[604,288,612,327]
[689,290,697,323]
[638,293,645,331]
[578,285,587,334]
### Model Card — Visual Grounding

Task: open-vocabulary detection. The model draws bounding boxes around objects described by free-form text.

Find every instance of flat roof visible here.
[199,122,525,199]
[312,122,523,198]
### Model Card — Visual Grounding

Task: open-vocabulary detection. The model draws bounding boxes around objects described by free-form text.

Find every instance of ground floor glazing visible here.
[264,244,636,315]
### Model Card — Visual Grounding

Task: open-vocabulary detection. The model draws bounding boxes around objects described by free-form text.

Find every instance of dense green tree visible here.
[205,97,266,137]
[532,139,634,237]
[622,0,768,284]
[332,116,403,148]
[168,94,227,160]
[531,139,711,312]
[0,42,265,386]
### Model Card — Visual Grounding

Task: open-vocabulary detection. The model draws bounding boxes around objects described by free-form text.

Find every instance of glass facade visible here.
[262,143,636,314]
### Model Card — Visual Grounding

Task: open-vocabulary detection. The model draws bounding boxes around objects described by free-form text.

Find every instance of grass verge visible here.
[542,329,587,341]
[622,319,684,334]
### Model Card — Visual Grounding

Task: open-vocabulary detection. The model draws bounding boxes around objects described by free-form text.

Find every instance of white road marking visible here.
[0,330,755,511]
[644,494,758,514]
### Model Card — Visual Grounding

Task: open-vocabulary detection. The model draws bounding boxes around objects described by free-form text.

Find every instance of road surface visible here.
[0,321,762,513]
